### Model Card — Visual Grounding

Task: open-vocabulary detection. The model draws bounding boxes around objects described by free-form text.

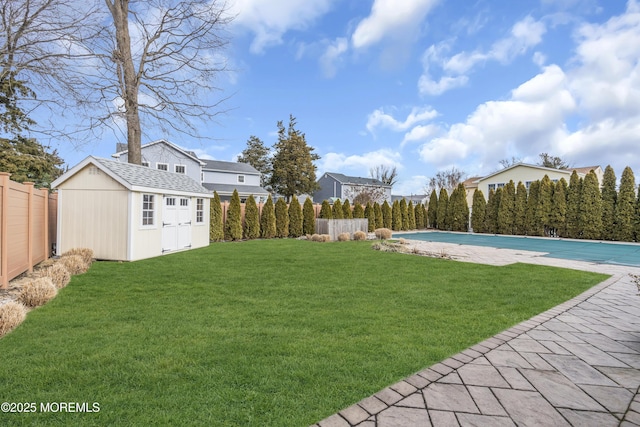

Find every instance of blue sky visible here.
[59,0,640,196]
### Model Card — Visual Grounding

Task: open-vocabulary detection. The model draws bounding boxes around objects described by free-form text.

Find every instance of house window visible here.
[488,184,496,191]
[525,181,533,190]
[142,194,155,226]
[157,163,168,171]
[175,165,186,174]
[196,198,204,223]
[141,161,150,167]
[497,183,505,188]
[180,198,188,207]
[238,175,245,183]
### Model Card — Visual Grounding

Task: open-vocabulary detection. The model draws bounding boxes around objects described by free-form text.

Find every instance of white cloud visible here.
[401,124,440,147]
[366,106,438,134]
[351,0,439,49]
[319,149,402,176]
[418,74,468,96]
[319,37,348,78]
[231,0,334,53]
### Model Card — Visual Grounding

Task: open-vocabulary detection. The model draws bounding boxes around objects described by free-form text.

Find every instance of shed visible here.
[51,156,212,261]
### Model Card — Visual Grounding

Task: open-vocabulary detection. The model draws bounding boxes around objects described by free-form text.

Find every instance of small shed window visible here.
[142,194,155,226]
[175,165,186,174]
[196,199,204,223]
[157,163,168,171]
[166,197,176,206]
[180,198,188,207]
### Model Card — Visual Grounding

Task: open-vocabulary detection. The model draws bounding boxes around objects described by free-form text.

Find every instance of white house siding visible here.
[118,143,201,183]
[56,166,129,260]
[202,170,260,186]
[476,165,574,201]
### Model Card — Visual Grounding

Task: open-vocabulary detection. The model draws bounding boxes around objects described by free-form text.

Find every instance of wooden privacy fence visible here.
[0,173,57,289]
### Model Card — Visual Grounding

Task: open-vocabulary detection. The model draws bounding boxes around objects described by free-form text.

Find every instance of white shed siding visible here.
[129,192,163,261]
[191,197,210,249]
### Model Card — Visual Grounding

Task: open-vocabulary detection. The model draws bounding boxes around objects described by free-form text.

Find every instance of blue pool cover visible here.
[393,232,640,267]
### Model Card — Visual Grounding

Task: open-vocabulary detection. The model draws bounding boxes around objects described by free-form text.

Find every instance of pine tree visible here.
[342,199,353,219]
[601,165,617,240]
[260,195,276,238]
[374,202,384,229]
[392,200,402,231]
[484,188,500,234]
[407,201,416,230]
[436,189,449,230]
[382,200,393,229]
[288,195,303,237]
[353,202,364,218]
[514,182,528,235]
[209,191,224,241]
[497,181,515,235]
[471,189,486,233]
[525,181,541,236]
[319,200,333,219]
[550,179,567,238]
[303,198,316,235]
[364,202,376,232]
[243,195,260,239]
[332,199,344,219]
[237,135,272,188]
[566,171,582,239]
[275,198,290,238]
[427,189,438,228]
[0,137,64,188]
[580,171,603,240]
[536,175,553,237]
[615,166,636,242]
[225,190,243,241]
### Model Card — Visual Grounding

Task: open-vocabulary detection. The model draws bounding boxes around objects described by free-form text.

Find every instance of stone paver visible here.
[312,239,640,427]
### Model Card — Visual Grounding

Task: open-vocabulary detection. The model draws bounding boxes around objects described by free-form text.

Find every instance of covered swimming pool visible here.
[394,231,640,267]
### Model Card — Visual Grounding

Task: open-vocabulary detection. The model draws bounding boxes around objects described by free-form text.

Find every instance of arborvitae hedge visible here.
[260,195,276,238]
[550,179,567,238]
[209,191,224,241]
[243,195,260,239]
[537,175,553,236]
[303,198,316,235]
[374,202,384,229]
[391,200,402,231]
[353,202,364,218]
[616,166,636,241]
[436,189,449,231]
[514,182,527,235]
[580,171,602,240]
[342,199,353,219]
[275,198,289,238]
[407,201,416,230]
[525,181,540,236]
[428,190,438,228]
[601,165,617,240]
[635,185,640,241]
[288,195,303,237]
[414,202,424,229]
[364,202,376,232]
[498,180,515,235]
[399,198,409,230]
[332,199,344,219]
[225,189,243,241]
[319,200,332,219]
[566,171,582,239]
[382,201,393,229]
[448,184,469,232]
[484,188,498,234]
[471,189,486,232]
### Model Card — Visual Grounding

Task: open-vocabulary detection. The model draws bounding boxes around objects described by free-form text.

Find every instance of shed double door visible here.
[162,196,191,253]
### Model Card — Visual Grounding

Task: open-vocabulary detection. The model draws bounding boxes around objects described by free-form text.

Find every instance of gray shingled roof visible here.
[94,157,211,195]
[202,183,269,195]
[325,172,390,187]
[203,159,260,174]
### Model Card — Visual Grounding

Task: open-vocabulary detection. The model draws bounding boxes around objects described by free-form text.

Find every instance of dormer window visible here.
[238,175,245,183]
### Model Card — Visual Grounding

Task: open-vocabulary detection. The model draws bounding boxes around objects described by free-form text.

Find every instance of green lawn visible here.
[0,240,607,426]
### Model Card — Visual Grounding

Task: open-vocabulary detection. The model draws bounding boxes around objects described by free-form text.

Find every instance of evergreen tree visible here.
[615,166,636,242]
[319,200,333,219]
[243,195,260,239]
[342,199,353,219]
[237,135,272,188]
[364,202,376,232]
[374,202,384,229]
[427,189,438,228]
[391,200,402,231]
[436,189,449,230]
[497,181,516,235]
[525,181,541,236]
[580,171,603,240]
[484,188,500,234]
[407,201,416,230]
[399,198,409,230]
[275,198,290,238]
[471,189,486,233]
[514,182,528,235]
[270,115,320,201]
[0,137,64,188]
[260,195,277,238]
[550,179,567,238]
[288,195,303,237]
[414,202,424,229]
[332,199,344,219]
[303,198,316,235]
[536,175,553,237]
[353,202,365,218]
[601,165,617,240]
[209,191,224,241]
[225,190,243,241]
[566,171,582,239]
[448,184,469,232]
[635,185,640,242]
[382,200,393,229]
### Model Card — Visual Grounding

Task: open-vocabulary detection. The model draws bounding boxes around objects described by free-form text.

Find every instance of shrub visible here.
[303,198,316,235]
[40,263,71,288]
[62,248,94,265]
[261,195,276,238]
[59,254,89,275]
[275,198,289,238]
[332,199,344,219]
[342,199,353,219]
[375,228,392,240]
[225,189,243,241]
[353,231,367,241]
[243,195,260,239]
[337,232,351,241]
[210,191,224,241]
[398,238,407,245]
[288,195,303,237]
[19,277,57,308]
[0,301,27,337]
[319,200,332,219]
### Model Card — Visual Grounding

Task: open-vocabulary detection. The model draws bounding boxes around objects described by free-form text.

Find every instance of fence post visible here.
[24,182,34,274]
[0,172,9,288]
[42,188,49,261]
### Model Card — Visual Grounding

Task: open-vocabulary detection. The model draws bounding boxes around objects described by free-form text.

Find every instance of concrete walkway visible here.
[313,241,640,427]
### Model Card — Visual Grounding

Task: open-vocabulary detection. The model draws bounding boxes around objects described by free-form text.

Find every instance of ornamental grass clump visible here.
[19,277,57,308]
[0,301,27,337]
[353,231,367,241]
[311,234,323,242]
[374,228,392,240]
[62,248,94,266]
[59,254,89,275]
[337,232,351,242]
[321,234,332,242]
[40,263,71,289]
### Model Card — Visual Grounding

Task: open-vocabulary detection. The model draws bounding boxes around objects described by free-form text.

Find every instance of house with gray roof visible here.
[51,156,211,261]
[314,172,392,204]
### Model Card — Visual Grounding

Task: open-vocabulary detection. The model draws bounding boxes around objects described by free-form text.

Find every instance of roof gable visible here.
[476,163,573,183]
[112,139,205,165]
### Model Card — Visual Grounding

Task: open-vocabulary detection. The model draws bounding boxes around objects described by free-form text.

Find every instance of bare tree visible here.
[369,164,398,186]
[424,166,466,195]
[538,152,570,169]
[344,185,387,205]
[499,156,522,169]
